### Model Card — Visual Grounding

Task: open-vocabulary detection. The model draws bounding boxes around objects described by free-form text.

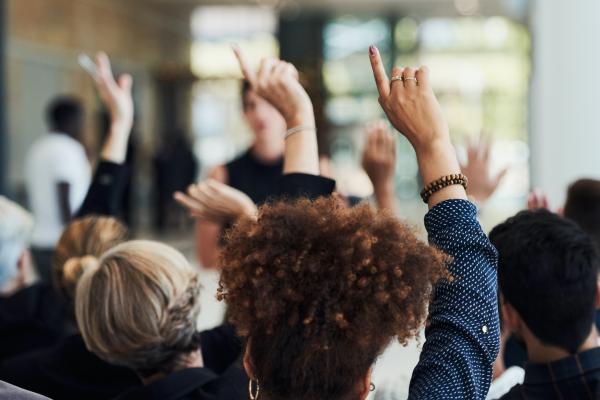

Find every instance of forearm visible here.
[373,183,398,213]
[57,182,72,224]
[282,112,319,176]
[195,221,222,268]
[100,122,131,163]
[416,140,467,209]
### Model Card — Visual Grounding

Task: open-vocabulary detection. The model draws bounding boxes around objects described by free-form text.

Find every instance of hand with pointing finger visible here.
[368,45,465,207]
[233,46,319,175]
[233,46,313,129]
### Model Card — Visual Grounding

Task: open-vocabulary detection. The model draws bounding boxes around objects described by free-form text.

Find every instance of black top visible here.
[114,366,248,400]
[500,347,600,399]
[226,149,283,205]
[0,284,65,361]
[0,161,129,362]
[0,325,244,400]
[0,335,140,400]
[76,160,130,218]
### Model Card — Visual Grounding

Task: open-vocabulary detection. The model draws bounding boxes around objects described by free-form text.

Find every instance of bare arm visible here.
[194,165,227,268]
[57,182,71,224]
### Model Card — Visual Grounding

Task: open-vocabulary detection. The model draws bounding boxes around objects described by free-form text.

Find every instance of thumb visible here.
[493,167,509,186]
[118,74,133,92]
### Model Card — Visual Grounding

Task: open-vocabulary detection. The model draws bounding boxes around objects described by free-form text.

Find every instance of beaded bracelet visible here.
[285,125,316,140]
[420,173,468,203]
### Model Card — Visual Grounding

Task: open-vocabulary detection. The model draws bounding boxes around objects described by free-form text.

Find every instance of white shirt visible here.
[486,366,525,399]
[24,133,91,247]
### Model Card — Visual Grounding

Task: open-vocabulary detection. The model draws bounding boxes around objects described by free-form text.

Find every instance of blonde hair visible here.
[75,240,202,377]
[53,216,128,310]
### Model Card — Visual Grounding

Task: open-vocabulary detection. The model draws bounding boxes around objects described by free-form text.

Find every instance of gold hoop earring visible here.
[370,382,376,392]
[249,379,260,399]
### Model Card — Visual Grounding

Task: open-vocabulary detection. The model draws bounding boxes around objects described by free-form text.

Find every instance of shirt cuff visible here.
[424,199,478,236]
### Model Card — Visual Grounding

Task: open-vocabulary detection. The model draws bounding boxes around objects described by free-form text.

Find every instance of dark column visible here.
[0,0,7,195]
[278,13,329,155]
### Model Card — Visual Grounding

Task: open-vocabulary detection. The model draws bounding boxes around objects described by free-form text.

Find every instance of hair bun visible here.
[63,255,99,282]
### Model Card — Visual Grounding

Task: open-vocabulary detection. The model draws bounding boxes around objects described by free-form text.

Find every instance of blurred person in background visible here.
[153,129,198,232]
[0,52,133,362]
[528,179,600,250]
[0,197,34,297]
[24,96,91,283]
[194,57,287,268]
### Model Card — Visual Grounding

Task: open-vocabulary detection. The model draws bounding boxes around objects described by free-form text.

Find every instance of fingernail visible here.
[369,45,377,56]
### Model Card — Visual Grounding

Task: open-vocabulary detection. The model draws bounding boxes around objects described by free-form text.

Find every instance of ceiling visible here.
[143,0,529,19]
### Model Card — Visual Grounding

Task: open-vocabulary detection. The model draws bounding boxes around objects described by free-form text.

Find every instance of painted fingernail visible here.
[369,45,377,56]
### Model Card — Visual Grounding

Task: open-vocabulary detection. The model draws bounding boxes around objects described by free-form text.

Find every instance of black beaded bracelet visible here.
[420,173,468,203]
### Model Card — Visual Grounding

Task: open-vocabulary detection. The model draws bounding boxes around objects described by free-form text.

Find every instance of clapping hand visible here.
[174,179,257,224]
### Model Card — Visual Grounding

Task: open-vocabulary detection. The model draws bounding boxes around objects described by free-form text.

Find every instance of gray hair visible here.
[0,196,33,287]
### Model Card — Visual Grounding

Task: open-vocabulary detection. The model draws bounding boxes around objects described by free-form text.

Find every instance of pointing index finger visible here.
[232,45,257,86]
[368,45,390,98]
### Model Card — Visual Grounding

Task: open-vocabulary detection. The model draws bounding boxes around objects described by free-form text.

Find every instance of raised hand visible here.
[527,189,550,211]
[362,121,398,212]
[92,52,133,163]
[95,52,133,133]
[460,135,508,204]
[368,45,465,207]
[233,46,318,175]
[233,46,313,129]
[174,179,258,224]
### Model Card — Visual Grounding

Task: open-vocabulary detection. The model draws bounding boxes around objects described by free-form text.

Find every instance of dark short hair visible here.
[490,209,599,353]
[46,96,83,132]
[564,179,600,249]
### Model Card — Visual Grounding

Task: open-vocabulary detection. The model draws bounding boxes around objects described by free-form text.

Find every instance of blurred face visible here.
[242,90,286,142]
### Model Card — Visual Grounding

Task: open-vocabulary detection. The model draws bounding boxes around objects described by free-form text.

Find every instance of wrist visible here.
[285,108,315,129]
[373,180,395,198]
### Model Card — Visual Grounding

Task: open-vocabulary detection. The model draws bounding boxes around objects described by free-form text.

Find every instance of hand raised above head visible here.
[94,52,133,133]
[368,45,449,154]
[232,46,313,128]
[460,134,509,204]
[362,120,396,190]
[368,45,466,206]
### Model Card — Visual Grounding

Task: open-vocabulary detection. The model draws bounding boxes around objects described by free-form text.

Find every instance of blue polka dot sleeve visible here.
[408,200,500,399]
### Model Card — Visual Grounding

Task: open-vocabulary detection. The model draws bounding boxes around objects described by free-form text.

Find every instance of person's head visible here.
[241,80,286,145]
[218,197,447,400]
[0,196,33,295]
[490,209,600,354]
[53,216,129,316]
[46,96,84,140]
[76,240,202,379]
[564,179,600,249]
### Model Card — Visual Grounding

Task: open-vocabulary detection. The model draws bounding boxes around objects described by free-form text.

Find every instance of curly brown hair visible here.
[218,197,448,400]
